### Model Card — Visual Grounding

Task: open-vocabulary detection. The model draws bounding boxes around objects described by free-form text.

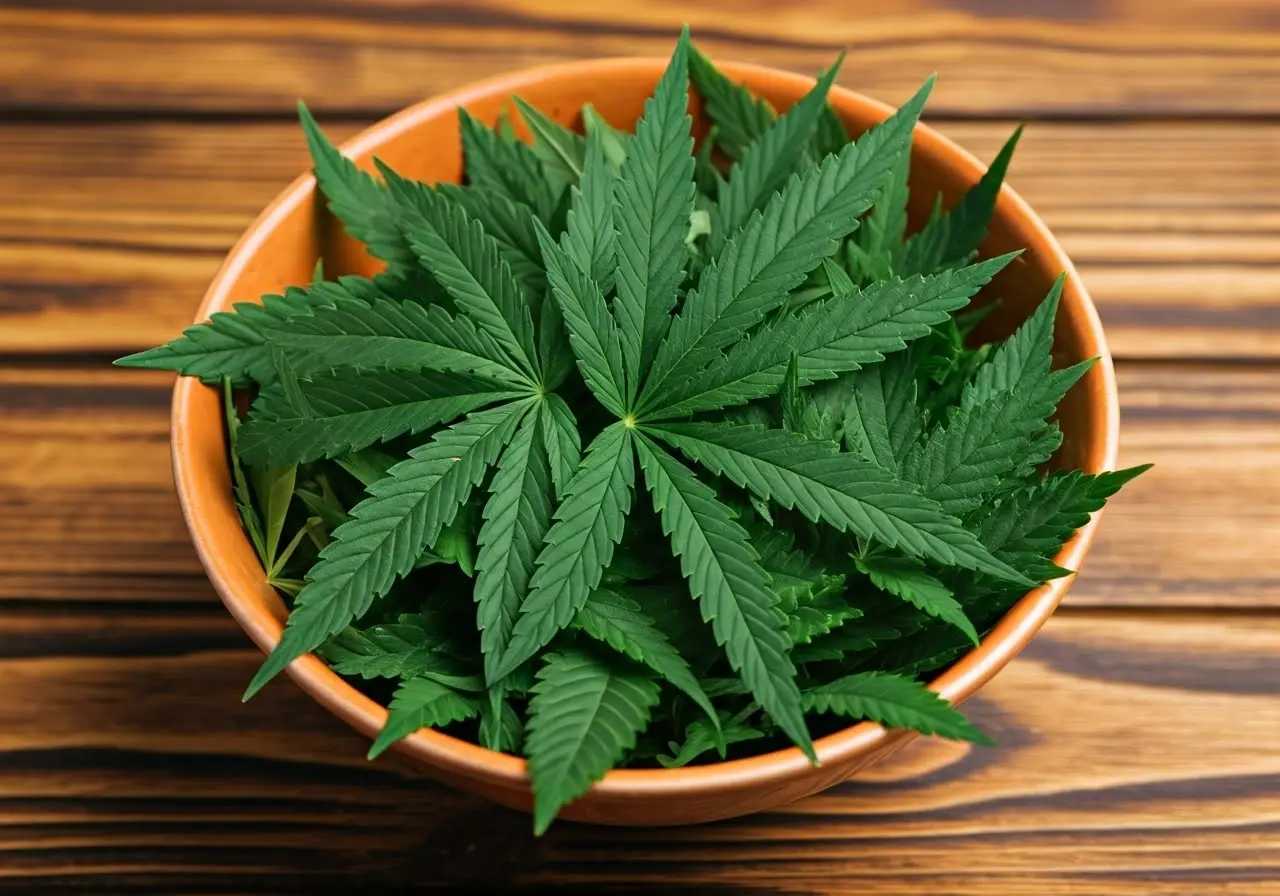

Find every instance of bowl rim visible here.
[172,56,1120,797]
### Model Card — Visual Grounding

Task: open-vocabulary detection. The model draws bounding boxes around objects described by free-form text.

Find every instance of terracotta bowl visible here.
[171,58,1119,827]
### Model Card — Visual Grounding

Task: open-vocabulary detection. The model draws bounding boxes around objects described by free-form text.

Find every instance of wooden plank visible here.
[0,362,1274,608]
[0,607,1276,891]
[0,367,202,603]
[1,3,1279,118]
[1085,363,1280,608]
[1,120,1277,359]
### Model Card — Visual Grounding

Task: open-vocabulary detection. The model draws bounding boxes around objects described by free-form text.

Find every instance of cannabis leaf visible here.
[513,96,587,192]
[240,369,522,467]
[526,648,661,834]
[539,394,582,498]
[458,108,559,222]
[857,555,978,645]
[258,291,530,384]
[970,274,1063,403]
[474,411,556,681]
[536,222,628,416]
[712,54,843,247]
[658,708,766,767]
[297,101,414,269]
[639,77,935,407]
[114,283,337,382]
[562,128,619,291]
[611,27,696,398]
[574,586,719,729]
[245,400,533,698]
[842,351,924,471]
[803,671,992,744]
[647,423,1030,583]
[582,103,631,170]
[369,678,481,759]
[479,691,525,752]
[491,423,636,681]
[898,126,1022,276]
[438,183,546,292]
[978,465,1151,580]
[381,163,542,380]
[689,47,775,161]
[749,523,843,611]
[855,146,911,277]
[635,433,813,759]
[321,620,459,680]
[902,281,1094,514]
[645,254,1016,418]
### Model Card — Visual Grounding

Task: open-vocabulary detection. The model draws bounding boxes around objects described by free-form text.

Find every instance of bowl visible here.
[171,57,1120,826]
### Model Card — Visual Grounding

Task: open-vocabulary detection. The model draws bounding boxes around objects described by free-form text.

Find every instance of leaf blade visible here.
[535,221,629,416]
[688,46,776,161]
[244,400,532,699]
[474,411,556,682]
[640,77,935,407]
[369,678,481,759]
[458,108,560,222]
[647,255,1016,419]
[297,101,413,268]
[647,422,1029,584]
[526,648,660,833]
[540,394,583,500]
[574,587,718,729]
[490,423,637,682]
[634,434,812,759]
[612,29,697,398]
[512,96,587,191]
[803,671,991,744]
[563,127,620,292]
[898,126,1022,276]
[712,54,843,247]
[381,162,541,379]
[240,369,521,466]
[858,556,978,645]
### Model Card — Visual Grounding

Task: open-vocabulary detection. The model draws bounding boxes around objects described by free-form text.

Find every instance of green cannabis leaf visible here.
[369,678,481,759]
[638,77,935,409]
[611,27,696,400]
[802,671,993,745]
[526,648,660,833]
[119,31,1147,833]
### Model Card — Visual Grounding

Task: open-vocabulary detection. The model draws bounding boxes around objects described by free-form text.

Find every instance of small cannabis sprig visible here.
[118,28,1148,833]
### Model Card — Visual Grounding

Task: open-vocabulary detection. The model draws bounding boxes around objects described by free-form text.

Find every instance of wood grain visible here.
[1,362,1274,608]
[2,2,1280,118]
[2,120,1277,358]
[3,1,1277,888]
[0,607,1277,892]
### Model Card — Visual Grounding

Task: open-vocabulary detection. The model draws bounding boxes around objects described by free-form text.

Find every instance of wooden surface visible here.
[2,1,1277,892]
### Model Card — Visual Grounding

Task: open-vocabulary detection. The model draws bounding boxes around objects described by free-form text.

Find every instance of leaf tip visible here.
[112,349,156,369]
[967,727,997,748]
[532,808,555,837]
[244,644,294,701]
[241,674,268,703]
[1004,122,1027,151]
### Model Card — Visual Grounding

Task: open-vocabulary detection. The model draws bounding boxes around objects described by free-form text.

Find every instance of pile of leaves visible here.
[119,29,1147,833]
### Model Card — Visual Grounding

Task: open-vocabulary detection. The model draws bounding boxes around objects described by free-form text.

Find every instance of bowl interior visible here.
[172,58,1117,811]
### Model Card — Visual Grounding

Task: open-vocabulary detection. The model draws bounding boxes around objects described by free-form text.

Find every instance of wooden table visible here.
[3,1,1278,892]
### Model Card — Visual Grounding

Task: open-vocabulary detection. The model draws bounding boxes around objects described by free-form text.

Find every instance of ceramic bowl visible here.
[171,58,1120,826]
